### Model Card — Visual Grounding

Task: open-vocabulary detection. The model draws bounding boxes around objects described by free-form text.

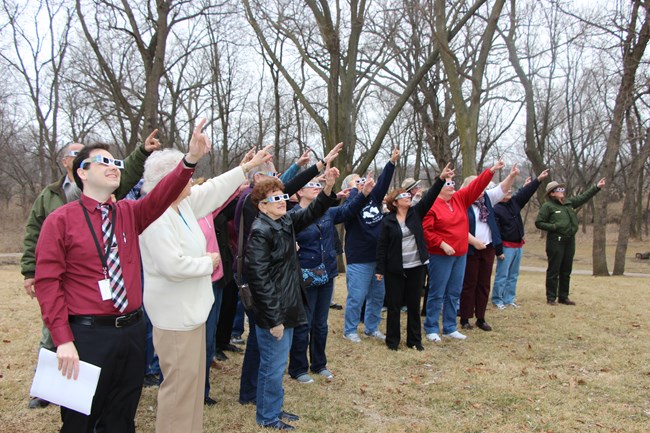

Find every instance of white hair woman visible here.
[139,147,270,433]
[458,165,519,333]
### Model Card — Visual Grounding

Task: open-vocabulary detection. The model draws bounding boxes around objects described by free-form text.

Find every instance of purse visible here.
[236,195,254,311]
[301,262,328,288]
[298,223,329,288]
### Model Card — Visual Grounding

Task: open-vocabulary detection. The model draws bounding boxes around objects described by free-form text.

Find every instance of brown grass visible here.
[1,233,650,433]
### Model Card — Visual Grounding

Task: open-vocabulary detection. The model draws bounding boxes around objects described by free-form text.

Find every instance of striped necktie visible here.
[99,204,128,312]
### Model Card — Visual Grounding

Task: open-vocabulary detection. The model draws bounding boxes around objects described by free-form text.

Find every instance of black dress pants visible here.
[384,266,426,348]
[60,317,146,433]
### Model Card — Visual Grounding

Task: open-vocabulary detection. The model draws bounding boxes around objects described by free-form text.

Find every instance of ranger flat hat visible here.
[545,181,565,196]
[401,178,421,192]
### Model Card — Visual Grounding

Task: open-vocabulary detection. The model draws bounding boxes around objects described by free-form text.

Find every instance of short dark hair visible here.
[72,143,111,190]
[250,178,284,206]
[385,187,407,213]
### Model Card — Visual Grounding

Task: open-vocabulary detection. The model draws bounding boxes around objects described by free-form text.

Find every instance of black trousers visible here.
[545,235,576,301]
[384,266,427,348]
[215,279,238,349]
[60,317,146,433]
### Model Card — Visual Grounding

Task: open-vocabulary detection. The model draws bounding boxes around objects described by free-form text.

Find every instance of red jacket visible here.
[423,169,494,256]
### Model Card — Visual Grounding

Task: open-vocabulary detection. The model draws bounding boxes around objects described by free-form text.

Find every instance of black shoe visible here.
[476,321,492,332]
[387,344,398,351]
[238,398,256,405]
[262,420,295,430]
[547,299,557,305]
[461,322,473,330]
[407,343,425,351]
[281,411,300,422]
[329,303,343,310]
[222,343,244,353]
[143,374,160,387]
[28,397,50,409]
[214,350,228,361]
[204,396,217,406]
[558,298,576,305]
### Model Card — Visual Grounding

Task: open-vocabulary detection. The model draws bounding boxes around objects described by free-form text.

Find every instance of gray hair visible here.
[342,174,357,189]
[142,148,184,194]
[249,161,276,182]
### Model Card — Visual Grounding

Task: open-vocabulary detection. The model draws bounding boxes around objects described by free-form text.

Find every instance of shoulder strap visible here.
[236,193,251,282]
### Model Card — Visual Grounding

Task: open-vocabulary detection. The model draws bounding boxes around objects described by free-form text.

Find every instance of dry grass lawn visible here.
[1,232,650,432]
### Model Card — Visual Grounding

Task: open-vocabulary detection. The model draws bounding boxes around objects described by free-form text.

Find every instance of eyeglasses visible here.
[355,177,366,185]
[553,187,565,193]
[445,180,456,187]
[395,192,411,200]
[303,182,322,189]
[81,155,125,169]
[66,150,79,157]
[256,171,279,178]
[262,193,290,203]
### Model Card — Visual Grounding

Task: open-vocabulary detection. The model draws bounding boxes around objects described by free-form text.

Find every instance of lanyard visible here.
[80,199,116,277]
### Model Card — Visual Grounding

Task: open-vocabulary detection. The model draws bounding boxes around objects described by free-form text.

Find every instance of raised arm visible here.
[114,129,161,200]
[414,163,453,218]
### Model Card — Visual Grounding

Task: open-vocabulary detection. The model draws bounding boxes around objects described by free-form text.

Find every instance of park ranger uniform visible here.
[535,184,602,303]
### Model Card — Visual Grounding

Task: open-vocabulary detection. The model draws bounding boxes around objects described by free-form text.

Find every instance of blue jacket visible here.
[291,191,369,280]
[494,179,541,243]
[343,161,396,264]
[467,194,503,256]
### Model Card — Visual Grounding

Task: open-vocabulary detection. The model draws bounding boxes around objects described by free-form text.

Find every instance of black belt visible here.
[69,307,143,328]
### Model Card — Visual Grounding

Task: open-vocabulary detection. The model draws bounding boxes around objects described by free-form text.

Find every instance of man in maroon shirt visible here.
[34,119,212,433]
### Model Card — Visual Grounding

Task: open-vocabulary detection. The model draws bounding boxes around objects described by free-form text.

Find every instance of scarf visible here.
[474,196,489,223]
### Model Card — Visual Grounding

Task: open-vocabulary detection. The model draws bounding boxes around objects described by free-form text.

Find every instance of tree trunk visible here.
[593,1,650,276]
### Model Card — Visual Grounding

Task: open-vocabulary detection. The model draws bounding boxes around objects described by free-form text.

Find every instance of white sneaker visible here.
[364,330,386,340]
[493,303,506,310]
[343,332,361,343]
[425,333,441,343]
[442,331,467,340]
[507,302,520,308]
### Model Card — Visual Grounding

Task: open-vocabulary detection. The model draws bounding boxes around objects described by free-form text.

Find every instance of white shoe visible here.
[425,333,441,343]
[442,331,467,340]
[493,303,506,310]
[343,332,361,343]
[364,330,386,340]
[507,302,519,308]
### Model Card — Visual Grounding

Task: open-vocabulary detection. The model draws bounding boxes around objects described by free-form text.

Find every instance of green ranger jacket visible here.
[535,185,601,238]
[20,145,152,279]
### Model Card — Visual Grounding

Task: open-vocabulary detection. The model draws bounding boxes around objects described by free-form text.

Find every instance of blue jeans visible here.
[239,310,259,404]
[424,254,467,335]
[492,247,523,306]
[344,262,385,335]
[289,279,333,377]
[232,297,245,338]
[205,279,224,398]
[256,325,294,426]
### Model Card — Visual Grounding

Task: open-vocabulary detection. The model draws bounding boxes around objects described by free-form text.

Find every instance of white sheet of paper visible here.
[29,348,102,415]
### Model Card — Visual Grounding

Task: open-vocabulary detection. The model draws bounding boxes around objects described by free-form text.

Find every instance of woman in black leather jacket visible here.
[245,166,339,431]
[375,163,453,351]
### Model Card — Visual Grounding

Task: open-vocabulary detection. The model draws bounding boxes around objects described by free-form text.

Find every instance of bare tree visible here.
[592,0,650,275]
[433,0,506,177]
[613,104,650,274]
[0,0,72,184]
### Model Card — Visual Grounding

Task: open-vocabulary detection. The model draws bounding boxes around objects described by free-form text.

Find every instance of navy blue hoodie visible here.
[343,160,395,264]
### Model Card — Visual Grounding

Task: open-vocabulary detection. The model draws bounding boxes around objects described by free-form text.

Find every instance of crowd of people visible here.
[22,122,606,432]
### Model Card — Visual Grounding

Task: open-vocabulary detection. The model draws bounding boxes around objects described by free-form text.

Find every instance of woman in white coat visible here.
[139,145,271,433]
